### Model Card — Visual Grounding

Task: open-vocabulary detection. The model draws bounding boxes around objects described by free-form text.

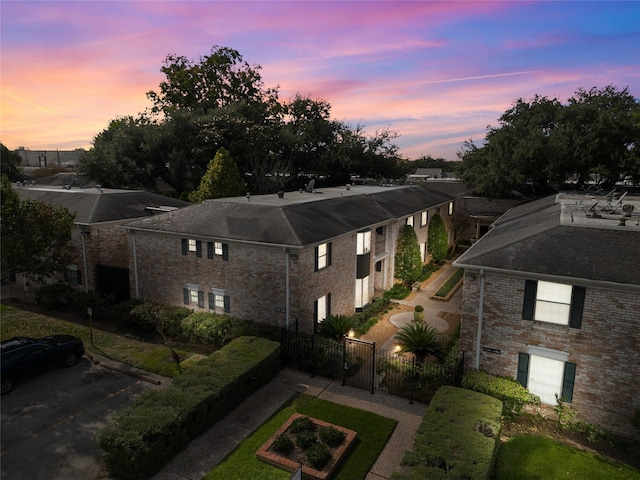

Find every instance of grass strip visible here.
[433,268,463,298]
[205,393,397,480]
[0,304,192,377]
[495,435,640,480]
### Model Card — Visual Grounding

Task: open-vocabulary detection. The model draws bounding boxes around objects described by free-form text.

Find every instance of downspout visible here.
[285,249,290,329]
[475,269,485,369]
[132,231,139,298]
[80,231,89,292]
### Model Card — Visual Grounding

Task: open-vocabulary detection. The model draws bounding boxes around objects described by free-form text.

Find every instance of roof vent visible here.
[619,218,627,226]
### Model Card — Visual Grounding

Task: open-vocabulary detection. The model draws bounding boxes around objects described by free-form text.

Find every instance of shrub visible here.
[35,283,75,310]
[462,370,540,418]
[395,225,423,285]
[319,426,345,447]
[384,284,411,300]
[318,315,356,340]
[307,442,332,470]
[272,433,294,455]
[130,302,191,338]
[296,430,318,450]
[289,415,316,433]
[418,262,439,282]
[427,214,448,264]
[393,386,503,480]
[181,312,249,347]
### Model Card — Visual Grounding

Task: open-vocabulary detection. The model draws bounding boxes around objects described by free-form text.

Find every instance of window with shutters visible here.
[208,289,230,313]
[188,239,197,252]
[522,280,585,327]
[207,241,229,260]
[183,284,204,308]
[315,243,331,271]
[517,351,576,404]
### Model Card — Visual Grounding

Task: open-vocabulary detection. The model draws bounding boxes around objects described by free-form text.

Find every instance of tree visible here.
[394,322,445,362]
[1,175,75,283]
[457,85,640,197]
[189,148,246,202]
[395,225,422,286]
[0,144,22,181]
[427,214,448,264]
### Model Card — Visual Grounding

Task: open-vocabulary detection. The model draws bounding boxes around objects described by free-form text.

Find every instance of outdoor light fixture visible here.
[348,328,355,338]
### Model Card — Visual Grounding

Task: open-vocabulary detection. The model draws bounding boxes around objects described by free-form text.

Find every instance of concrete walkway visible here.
[152,368,427,480]
[382,260,463,352]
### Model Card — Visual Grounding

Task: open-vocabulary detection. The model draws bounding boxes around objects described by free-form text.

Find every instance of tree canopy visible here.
[1,143,23,181]
[80,46,405,196]
[457,85,640,197]
[1,175,75,282]
[189,148,246,202]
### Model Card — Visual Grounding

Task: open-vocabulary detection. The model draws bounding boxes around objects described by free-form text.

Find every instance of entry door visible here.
[528,355,564,404]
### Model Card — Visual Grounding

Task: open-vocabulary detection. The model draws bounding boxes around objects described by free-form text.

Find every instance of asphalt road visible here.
[1,356,160,480]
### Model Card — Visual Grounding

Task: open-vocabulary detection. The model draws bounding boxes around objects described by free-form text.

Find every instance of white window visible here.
[316,294,328,323]
[448,202,454,215]
[214,242,223,256]
[356,230,371,255]
[421,211,428,226]
[420,242,427,262]
[209,288,225,310]
[406,216,414,227]
[355,277,369,309]
[535,281,572,325]
[528,355,565,404]
[317,243,329,270]
[188,239,197,252]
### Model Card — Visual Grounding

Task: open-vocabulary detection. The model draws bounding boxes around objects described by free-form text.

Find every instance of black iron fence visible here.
[280,328,464,403]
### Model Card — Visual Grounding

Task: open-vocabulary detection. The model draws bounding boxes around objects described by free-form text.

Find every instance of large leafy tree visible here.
[458,85,639,197]
[395,225,423,286]
[189,148,246,202]
[1,144,22,181]
[1,175,75,282]
[427,214,448,264]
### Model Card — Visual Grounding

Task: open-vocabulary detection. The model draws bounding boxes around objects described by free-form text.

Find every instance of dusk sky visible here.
[2,1,639,161]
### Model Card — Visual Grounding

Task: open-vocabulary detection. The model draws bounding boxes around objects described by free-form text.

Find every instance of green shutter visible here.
[314,246,319,272]
[224,295,230,313]
[222,244,229,261]
[569,286,586,329]
[183,288,189,305]
[208,292,214,309]
[517,353,530,387]
[561,362,577,402]
[207,242,213,259]
[196,241,202,258]
[197,291,204,308]
[327,242,332,267]
[326,293,331,318]
[522,280,537,320]
[181,239,188,255]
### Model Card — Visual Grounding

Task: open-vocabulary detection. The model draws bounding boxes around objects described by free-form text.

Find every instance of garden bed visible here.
[256,413,357,480]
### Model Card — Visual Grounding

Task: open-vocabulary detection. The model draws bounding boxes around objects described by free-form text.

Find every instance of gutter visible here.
[475,269,485,370]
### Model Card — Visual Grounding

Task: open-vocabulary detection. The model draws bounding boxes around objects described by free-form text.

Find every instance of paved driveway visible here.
[1,357,160,480]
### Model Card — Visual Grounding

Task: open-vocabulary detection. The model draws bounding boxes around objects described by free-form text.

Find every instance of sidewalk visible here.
[151,368,427,480]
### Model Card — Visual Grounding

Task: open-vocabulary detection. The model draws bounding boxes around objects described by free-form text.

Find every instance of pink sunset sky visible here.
[1,1,639,161]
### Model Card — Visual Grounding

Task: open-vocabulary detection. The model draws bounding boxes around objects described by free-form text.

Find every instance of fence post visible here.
[409,356,415,405]
[370,342,376,394]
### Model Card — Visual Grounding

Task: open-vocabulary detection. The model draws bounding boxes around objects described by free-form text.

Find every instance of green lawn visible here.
[0,304,194,377]
[205,394,398,480]
[433,268,463,298]
[495,435,640,480]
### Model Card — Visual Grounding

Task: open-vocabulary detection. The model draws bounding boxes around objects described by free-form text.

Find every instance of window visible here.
[182,239,202,257]
[314,294,331,325]
[355,277,369,309]
[207,241,229,260]
[315,243,332,271]
[183,284,204,307]
[406,216,414,227]
[420,242,427,262]
[421,211,428,227]
[522,280,585,327]
[356,230,371,255]
[208,289,230,313]
[517,351,576,404]
[448,202,454,215]
[64,265,82,286]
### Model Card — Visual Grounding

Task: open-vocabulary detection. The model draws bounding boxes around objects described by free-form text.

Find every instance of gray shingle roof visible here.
[126,185,454,247]
[17,187,188,224]
[455,194,640,286]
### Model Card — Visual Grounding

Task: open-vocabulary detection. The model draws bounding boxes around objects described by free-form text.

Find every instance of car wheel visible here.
[1,377,14,395]
[62,352,79,367]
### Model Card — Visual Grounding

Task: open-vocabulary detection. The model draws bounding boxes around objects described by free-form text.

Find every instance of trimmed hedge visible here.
[96,336,280,480]
[462,370,540,418]
[392,386,503,480]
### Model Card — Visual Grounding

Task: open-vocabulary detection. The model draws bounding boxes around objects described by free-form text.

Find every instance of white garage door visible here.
[528,355,564,404]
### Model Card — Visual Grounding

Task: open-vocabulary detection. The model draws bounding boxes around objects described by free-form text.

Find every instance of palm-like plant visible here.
[318,315,356,341]
[394,322,445,362]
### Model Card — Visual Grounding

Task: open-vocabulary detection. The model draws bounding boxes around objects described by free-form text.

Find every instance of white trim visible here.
[526,345,569,362]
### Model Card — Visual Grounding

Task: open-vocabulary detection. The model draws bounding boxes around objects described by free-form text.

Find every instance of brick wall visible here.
[460,271,640,438]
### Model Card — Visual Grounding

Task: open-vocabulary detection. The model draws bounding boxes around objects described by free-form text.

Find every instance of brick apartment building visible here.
[124,185,456,332]
[454,191,640,437]
[15,185,187,302]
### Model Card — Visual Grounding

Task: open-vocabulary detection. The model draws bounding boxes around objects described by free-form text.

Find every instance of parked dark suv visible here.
[1,335,85,394]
